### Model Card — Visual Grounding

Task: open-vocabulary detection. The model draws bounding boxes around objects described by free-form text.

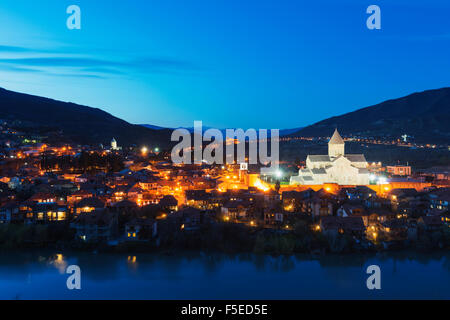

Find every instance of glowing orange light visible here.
[254,179,270,192]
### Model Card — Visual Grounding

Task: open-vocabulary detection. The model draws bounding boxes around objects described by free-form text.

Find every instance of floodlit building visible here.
[111,138,122,151]
[111,138,118,150]
[290,129,370,186]
[386,165,412,176]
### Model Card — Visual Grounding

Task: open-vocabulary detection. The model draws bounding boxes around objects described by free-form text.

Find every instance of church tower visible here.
[111,138,118,150]
[328,129,345,158]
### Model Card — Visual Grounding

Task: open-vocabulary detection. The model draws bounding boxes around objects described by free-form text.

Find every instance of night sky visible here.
[0,0,449,129]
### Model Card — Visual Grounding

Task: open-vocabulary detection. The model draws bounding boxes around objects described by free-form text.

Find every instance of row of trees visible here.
[40,152,124,173]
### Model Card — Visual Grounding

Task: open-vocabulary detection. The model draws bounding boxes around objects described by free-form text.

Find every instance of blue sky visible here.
[0,0,449,129]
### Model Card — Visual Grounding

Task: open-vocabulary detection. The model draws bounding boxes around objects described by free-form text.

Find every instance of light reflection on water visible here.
[0,251,449,300]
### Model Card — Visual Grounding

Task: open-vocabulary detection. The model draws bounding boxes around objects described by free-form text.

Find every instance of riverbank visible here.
[1,222,449,256]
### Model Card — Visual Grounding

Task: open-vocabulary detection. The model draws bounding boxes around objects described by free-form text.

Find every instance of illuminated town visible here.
[0,121,448,254]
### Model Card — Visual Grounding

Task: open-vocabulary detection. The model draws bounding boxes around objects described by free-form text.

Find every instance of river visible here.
[0,250,449,299]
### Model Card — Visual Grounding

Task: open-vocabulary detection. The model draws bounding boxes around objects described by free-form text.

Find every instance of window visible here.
[58,212,66,221]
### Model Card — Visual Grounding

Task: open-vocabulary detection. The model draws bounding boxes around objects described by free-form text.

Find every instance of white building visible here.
[290,129,370,186]
[111,138,121,151]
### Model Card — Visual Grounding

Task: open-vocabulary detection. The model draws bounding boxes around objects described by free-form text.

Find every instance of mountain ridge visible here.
[0,87,172,148]
[0,86,448,147]
[290,87,450,143]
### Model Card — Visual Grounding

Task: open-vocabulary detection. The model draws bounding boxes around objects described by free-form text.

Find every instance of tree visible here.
[275,181,281,193]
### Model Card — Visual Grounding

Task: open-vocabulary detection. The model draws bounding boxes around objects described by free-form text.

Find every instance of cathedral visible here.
[290,129,370,186]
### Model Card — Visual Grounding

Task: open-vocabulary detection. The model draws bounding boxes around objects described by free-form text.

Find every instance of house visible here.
[71,211,117,242]
[340,186,377,201]
[140,193,160,206]
[365,194,389,209]
[29,192,56,204]
[159,195,178,212]
[124,218,157,241]
[337,203,366,217]
[418,216,444,232]
[432,210,450,226]
[337,203,372,226]
[379,219,408,240]
[179,207,203,231]
[290,189,335,219]
[221,200,251,220]
[26,203,69,224]
[67,189,93,204]
[388,188,419,211]
[185,190,211,209]
[112,199,138,212]
[309,197,334,220]
[428,188,450,212]
[0,202,19,224]
[282,191,304,212]
[264,209,284,227]
[50,179,76,193]
[127,184,144,202]
[111,185,130,203]
[74,197,105,215]
[366,209,396,226]
[138,175,160,191]
[169,207,210,232]
[263,189,281,205]
[320,216,366,238]
[0,188,16,206]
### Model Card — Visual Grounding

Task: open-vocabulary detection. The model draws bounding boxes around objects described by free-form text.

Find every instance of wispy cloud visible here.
[0,45,32,52]
[0,44,201,78]
[81,67,125,75]
[0,65,43,73]
[0,62,106,79]
[0,57,126,68]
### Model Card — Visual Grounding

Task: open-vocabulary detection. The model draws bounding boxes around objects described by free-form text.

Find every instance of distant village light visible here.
[141,146,148,155]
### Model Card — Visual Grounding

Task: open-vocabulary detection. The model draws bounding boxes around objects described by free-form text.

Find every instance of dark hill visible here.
[0,87,171,147]
[291,87,450,143]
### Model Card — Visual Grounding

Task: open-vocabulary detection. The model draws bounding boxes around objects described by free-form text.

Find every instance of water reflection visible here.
[0,250,449,299]
[48,254,68,274]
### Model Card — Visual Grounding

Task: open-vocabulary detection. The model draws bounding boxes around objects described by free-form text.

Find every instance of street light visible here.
[276,169,283,178]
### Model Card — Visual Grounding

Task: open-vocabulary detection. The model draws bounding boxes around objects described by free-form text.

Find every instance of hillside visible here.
[291,87,450,143]
[0,87,172,148]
